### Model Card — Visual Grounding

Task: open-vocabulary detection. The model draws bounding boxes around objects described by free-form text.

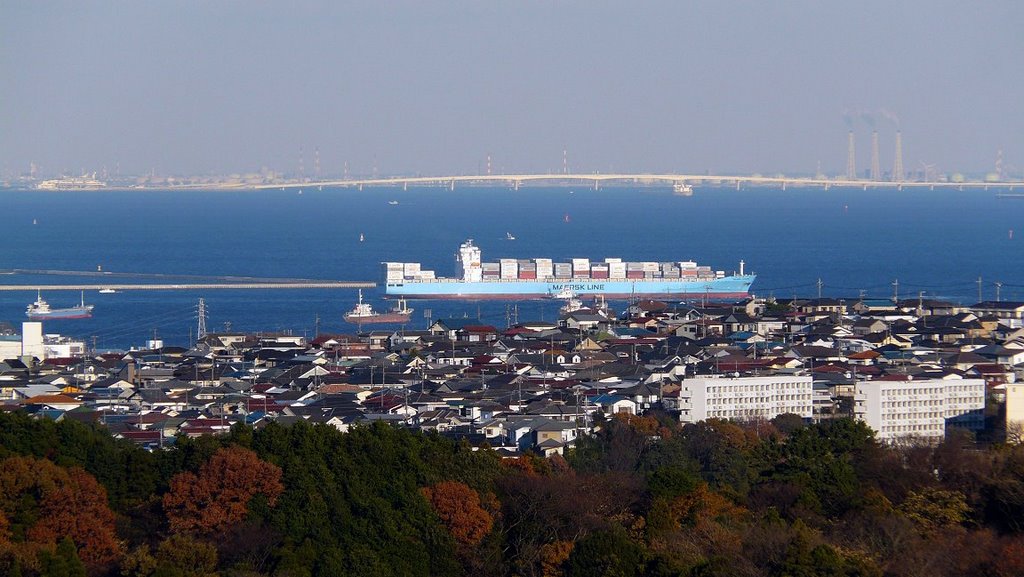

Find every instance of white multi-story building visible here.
[0,323,86,362]
[854,376,985,442]
[676,375,814,424]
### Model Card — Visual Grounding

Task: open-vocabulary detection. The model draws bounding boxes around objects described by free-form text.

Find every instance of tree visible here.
[563,526,646,577]
[898,488,969,535]
[162,446,283,535]
[38,537,87,577]
[0,456,121,572]
[153,534,218,577]
[771,413,806,436]
[421,481,493,546]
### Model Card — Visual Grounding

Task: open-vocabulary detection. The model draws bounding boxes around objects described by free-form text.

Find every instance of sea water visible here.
[1,186,1022,349]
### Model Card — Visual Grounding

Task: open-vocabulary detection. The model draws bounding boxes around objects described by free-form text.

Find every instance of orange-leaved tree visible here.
[0,455,122,571]
[421,480,494,546]
[162,446,283,535]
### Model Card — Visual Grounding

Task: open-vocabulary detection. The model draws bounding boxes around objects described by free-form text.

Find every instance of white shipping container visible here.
[386,271,404,281]
[534,258,553,266]
[419,271,436,279]
[572,258,590,267]
[642,262,660,272]
[403,263,421,275]
[386,262,405,270]
[604,257,622,263]
[678,261,698,269]
[537,265,554,279]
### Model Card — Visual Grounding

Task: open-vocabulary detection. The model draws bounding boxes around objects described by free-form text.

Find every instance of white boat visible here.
[36,176,107,190]
[388,200,399,205]
[506,232,516,240]
[673,182,694,196]
[98,288,117,294]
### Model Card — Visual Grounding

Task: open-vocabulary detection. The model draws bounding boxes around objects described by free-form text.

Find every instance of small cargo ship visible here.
[343,290,413,324]
[383,240,755,300]
[26,291,94,320]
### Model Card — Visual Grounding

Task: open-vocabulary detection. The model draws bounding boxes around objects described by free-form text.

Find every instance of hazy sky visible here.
[2,1,1021,178]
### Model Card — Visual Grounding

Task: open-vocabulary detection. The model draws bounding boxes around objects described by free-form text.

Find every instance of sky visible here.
[2,1,1022,179]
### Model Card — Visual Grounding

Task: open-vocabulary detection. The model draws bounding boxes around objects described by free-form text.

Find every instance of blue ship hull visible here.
[385,275,756,300]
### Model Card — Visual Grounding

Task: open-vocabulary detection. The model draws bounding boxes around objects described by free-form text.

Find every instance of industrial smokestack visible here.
[846,131,856,180]
[870,130,881,181]
[893,131,904,182]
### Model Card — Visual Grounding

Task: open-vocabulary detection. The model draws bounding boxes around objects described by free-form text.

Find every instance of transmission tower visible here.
[846,131,856,180]
[197,298,208,341]
[870,130,881,180]
[893,131,904,182]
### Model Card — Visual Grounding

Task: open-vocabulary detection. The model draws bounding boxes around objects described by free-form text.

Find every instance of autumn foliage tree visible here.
[420,481,494,546]
[0,455,121,573]
[162,446,283,535]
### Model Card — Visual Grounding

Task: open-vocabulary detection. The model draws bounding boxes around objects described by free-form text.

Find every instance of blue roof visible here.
[590,393,628,404]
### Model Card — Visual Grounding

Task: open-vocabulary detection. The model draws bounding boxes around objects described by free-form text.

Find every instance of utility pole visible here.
[892,279,899,304]
[817,278,823,300]
[978,276,983,303]
[996,282,1003,302]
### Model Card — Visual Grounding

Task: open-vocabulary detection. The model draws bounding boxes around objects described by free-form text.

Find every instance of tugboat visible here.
[26,291,94,320]
[343,290,413,324]
[551,287,585,315]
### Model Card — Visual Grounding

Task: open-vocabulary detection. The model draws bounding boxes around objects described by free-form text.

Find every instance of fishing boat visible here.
[26,291,94,320]
[343,290,413,324]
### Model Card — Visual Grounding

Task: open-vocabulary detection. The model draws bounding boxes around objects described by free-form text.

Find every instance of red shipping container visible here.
[591,271,609,279]
[518,271,537,279]
[626,270,645,279]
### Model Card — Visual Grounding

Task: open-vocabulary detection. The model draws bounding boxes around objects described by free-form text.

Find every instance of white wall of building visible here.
[854,377,985,442]
[22,322,45,360]
[678,375,814,424]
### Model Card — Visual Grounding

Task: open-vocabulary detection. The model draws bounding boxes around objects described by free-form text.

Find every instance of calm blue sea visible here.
[1,185,1023,349]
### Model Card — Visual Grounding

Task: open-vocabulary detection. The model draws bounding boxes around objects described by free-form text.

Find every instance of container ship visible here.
[26,291,94,320]
[383,240,755,300]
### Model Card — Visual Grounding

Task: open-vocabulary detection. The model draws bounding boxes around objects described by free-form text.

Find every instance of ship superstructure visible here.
[384,240,755,300]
